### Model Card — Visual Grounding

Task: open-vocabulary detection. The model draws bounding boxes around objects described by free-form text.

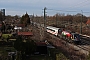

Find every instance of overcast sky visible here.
[0,0,90,16]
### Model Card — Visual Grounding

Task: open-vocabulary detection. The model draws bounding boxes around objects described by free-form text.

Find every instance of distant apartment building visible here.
[1,9,5,16]
[0,9,5,21]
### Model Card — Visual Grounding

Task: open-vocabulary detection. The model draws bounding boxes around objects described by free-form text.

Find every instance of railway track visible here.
[47,33,90,55]
[76,35,90,51]
[76,45,90,52]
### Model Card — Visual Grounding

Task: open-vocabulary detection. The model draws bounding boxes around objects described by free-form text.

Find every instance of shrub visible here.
[1,34,12,39]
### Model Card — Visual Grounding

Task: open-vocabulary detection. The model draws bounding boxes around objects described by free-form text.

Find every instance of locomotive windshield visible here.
[58,29,62,33]
[74,34,80,39]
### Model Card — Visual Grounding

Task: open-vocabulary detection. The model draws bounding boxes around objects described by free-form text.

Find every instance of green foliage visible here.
[2,34,12,39]
[20,12,30,26]
[23,40,36,55]
[14,36,23,51]
[87,53,90,60]
[14,36,36,55]
[48,48,69,60]
[0,47,16,60]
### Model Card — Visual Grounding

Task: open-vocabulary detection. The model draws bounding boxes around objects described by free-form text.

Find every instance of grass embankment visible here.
[48,48,69,60]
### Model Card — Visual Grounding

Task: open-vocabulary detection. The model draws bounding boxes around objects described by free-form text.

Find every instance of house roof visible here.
[17,24,25,27]
[86,19,90,24]
[18,32,33,36]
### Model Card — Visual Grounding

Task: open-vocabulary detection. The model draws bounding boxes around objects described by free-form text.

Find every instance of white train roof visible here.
[46,26,60,30]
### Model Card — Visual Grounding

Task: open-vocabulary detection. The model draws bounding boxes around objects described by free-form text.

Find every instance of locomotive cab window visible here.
[58,29,62,33]
[74,34,80,38]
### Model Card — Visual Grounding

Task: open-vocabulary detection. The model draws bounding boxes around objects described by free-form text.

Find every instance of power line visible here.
[47,8,90,14]
[47,9,79,12]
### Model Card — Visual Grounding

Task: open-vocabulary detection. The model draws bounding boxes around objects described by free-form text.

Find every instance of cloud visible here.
[0,0,90,16]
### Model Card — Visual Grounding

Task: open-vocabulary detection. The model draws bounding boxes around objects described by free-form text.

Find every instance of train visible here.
[46,26,81,43]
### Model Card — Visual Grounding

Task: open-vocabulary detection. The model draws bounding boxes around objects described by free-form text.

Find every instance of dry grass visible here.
[46,33,87,60]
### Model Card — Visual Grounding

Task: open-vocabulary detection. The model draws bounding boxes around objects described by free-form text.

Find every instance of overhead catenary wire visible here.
[47,9,79,12]
[46,8,90,14]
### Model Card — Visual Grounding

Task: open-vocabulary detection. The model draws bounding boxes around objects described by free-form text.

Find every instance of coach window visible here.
[51,30,55,32]
[48,29,51,30]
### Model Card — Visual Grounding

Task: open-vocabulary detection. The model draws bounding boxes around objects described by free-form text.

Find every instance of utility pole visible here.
[44,7,47,29]
[80,10,83,34]
[39,7,47,41]
[56,14,57,27]
[43,7,47,40]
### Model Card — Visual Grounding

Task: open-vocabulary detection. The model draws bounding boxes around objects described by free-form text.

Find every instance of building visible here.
[1,9,5,16]
[0,9,5,21]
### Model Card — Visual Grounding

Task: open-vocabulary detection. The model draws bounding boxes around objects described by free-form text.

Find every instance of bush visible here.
[1,34,12,39]
[48,48,68,60]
